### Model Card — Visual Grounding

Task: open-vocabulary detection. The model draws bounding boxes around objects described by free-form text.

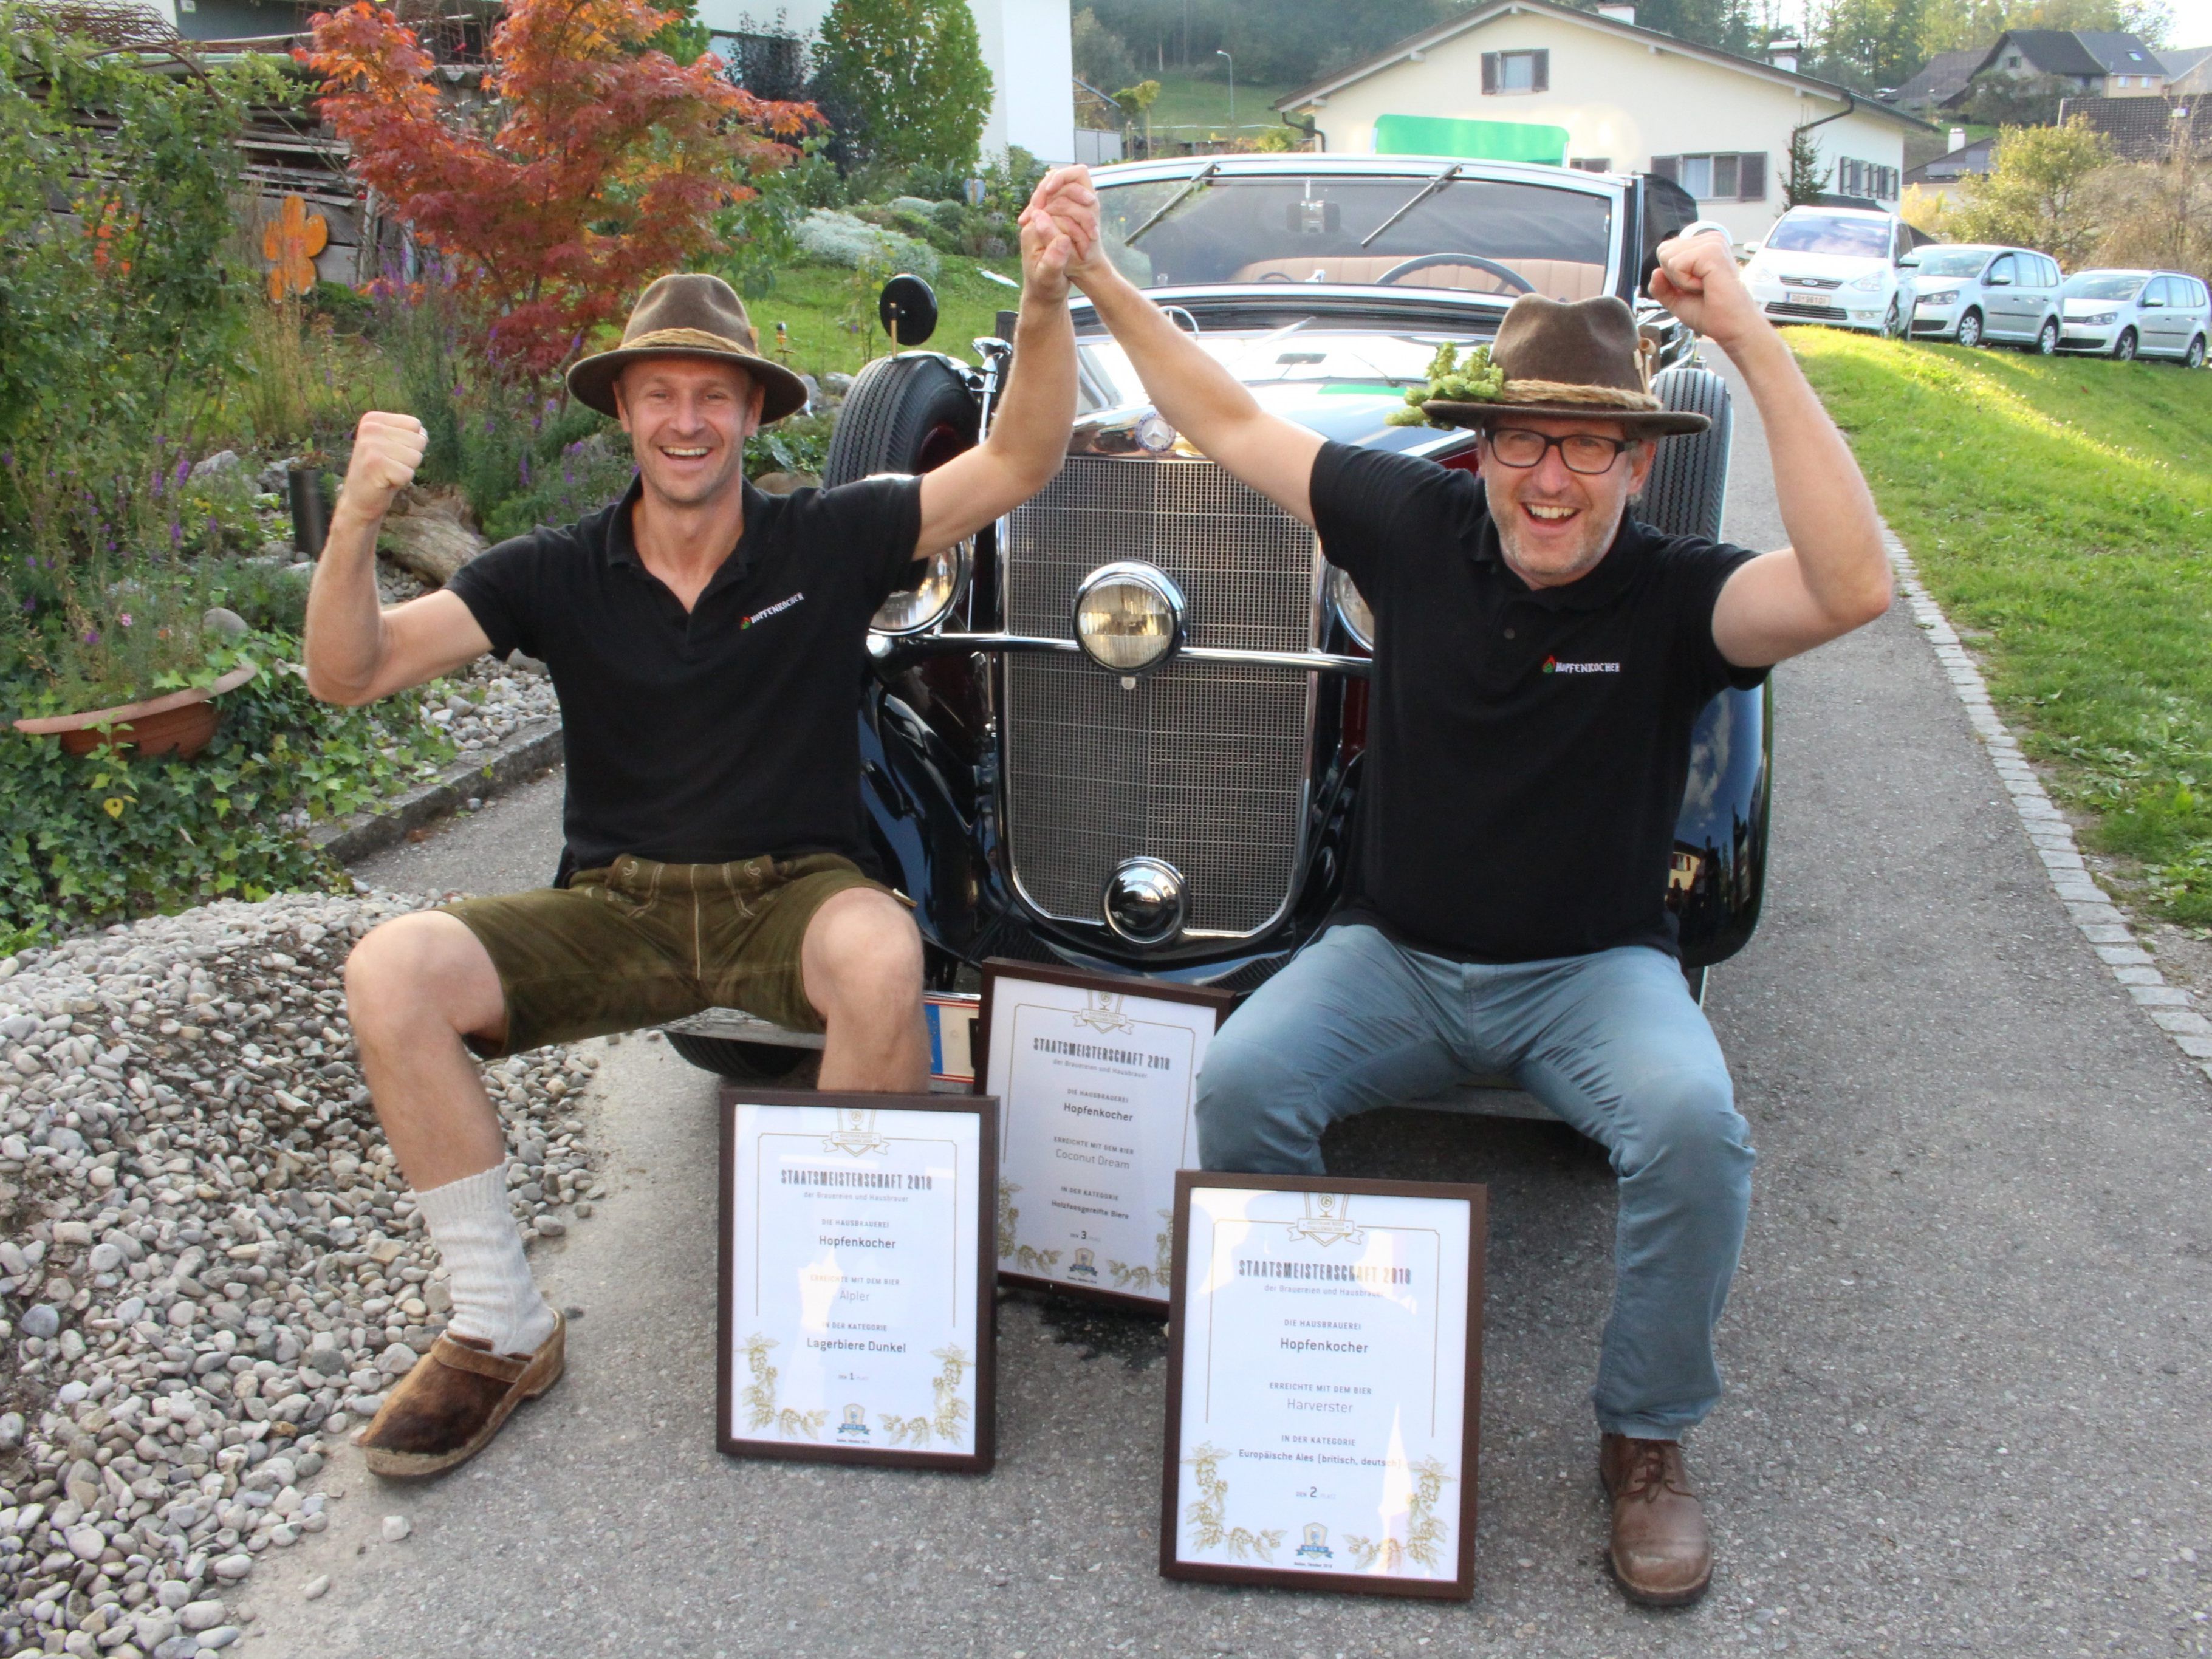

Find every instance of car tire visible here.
[665,1031,814,1082]
[823,352,979,487]
[2036,317,2059,356]
[2185,336,2206,370]
[1956,310,1984,348]
[1882,296,1903,339]
[2114,327,2137,362]
[1641,366,1732,542]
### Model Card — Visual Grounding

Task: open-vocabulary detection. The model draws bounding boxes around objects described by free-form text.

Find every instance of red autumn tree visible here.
[304,0,817,379]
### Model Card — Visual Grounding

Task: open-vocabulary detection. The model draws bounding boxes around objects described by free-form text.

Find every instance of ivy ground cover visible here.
[1791,330,2212,925]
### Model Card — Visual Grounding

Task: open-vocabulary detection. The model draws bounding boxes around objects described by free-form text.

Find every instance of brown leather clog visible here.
[358,1313,565,1479]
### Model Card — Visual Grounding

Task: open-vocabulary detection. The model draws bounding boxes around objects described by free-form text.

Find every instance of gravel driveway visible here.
[235,357,2212,1658]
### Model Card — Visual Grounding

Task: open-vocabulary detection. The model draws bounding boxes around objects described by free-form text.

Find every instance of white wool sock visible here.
[413,1165,558,1358]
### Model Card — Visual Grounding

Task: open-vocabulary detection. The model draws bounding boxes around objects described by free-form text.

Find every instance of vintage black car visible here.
[666,155,1770,1089]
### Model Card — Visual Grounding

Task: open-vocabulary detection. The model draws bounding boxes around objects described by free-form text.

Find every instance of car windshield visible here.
[2064,272,2146,300]
[1765,214,1891,257]
[1914,248,1995,277]
[1092,172,1615,301]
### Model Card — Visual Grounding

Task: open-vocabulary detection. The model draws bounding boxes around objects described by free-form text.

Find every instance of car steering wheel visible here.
[1375,253,1534,293]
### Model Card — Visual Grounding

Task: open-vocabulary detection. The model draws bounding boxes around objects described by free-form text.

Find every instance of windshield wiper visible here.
[1125,162,1222,247]
[1359,163,1464,248]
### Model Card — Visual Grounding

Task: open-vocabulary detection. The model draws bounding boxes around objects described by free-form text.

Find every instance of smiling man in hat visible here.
[300,170,1100,1479]
[1045,188,1891,1606]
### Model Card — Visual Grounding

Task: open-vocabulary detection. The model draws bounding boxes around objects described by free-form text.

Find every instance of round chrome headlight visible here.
[1327,565,1374,652]
[1073,562,1185,672]
[870,539,968,635]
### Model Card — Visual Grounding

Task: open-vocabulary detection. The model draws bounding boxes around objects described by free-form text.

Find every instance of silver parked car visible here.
[1900,244,2065,352]
[2057,269,2211,366]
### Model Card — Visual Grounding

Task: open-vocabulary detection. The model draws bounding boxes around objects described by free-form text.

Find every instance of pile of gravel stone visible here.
[0,894,600,1658]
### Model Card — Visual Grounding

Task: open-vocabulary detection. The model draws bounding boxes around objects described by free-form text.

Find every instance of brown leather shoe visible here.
[358,1314,565,1479]
[1599,1433,1713,1606]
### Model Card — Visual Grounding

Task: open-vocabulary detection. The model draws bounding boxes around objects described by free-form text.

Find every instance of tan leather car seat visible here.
[1230,255,1606,299]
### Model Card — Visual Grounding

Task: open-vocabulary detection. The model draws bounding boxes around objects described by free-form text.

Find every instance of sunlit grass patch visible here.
[1790,329,2212,923]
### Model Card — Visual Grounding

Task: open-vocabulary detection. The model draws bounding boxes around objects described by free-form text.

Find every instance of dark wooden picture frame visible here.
[975,959,1234,1312]
[716,1085,998,1473]
[1158,1171,1487,1599]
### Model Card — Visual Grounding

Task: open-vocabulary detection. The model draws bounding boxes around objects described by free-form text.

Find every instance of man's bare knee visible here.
[803,891,923,1013]
[345,911,506,1044]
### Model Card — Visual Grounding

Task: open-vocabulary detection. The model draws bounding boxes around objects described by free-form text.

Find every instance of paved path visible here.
[244,359,2212,1657]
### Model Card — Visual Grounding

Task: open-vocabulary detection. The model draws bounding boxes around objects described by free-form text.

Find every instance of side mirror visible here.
[1896,250,1920,267]
[1986,271,2011,286]
[2140,294,2162,308]
[1742,240,1763,255]
[878,273,939,347]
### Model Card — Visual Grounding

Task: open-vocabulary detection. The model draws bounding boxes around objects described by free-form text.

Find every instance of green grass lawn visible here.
[1134,67,1295,142]
[739,252,1024,383]
[1790,330,2212,925]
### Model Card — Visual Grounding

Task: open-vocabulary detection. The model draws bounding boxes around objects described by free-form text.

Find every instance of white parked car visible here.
[1740,205,1924,336]
[2056,269,2211,366]
[1897,244,2065,352]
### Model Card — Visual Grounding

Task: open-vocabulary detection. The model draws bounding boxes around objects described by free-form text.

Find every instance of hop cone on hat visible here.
[1385,341,1506,428]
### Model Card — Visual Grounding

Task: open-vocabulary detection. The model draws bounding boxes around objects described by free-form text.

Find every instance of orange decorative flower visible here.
[263,194,330,302]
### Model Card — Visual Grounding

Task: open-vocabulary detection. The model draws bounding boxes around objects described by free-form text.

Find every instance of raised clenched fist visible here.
[1649,227,1764,349]
[339,411,429,520]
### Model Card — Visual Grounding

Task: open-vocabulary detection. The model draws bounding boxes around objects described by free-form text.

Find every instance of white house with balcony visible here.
[1275,0,1931,243]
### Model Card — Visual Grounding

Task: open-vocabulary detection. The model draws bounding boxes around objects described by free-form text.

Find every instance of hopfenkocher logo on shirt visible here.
[1542,655,1620,674]
[741,592,806,629]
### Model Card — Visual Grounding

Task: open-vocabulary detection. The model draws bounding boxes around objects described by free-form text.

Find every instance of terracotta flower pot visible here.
[12,662,259,760]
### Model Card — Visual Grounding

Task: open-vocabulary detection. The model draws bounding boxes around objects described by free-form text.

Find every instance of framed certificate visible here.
[1159,1174,1485,1598]
[717,1088,996,1473]
[976,962,1232,1310]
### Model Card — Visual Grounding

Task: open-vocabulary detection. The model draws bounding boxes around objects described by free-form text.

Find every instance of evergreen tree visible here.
[1786,128,1832,206]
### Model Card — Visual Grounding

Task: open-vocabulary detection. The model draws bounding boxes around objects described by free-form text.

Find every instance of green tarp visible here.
[1372,113,1569,165]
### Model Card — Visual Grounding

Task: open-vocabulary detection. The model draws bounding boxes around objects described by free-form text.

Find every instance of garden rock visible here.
[377,499,487,590]
[200,607,249,641]
[0,892,602,1651]
[188,451,242,480]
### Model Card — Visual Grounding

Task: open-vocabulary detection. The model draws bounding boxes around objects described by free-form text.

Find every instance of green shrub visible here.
[208,559,313,636]
[0,630,452,953]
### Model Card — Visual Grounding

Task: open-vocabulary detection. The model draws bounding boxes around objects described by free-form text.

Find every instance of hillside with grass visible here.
[1792,332,2212,926]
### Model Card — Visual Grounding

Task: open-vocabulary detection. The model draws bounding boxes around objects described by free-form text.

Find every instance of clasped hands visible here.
[1017,166,1106,302]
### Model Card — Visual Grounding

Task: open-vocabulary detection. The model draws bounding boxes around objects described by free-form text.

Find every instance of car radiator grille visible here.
[1000,454,1317,936]
[1767,299,1848,322]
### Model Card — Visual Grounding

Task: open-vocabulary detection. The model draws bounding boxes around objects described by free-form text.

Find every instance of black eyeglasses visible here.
[1482,428,1637,475]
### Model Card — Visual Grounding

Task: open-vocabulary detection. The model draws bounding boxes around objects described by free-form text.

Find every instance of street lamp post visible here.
[1217,49,1234,134]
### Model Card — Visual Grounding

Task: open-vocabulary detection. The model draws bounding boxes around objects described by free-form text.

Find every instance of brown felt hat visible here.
[566,273,809,423]
[1421,294,1709,437]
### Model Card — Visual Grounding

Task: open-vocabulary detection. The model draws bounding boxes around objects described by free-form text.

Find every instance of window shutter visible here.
[1530,49,1549,91]
[1739,151,1767,200]
[1713,154,1739,198]
[1482,52,1498,94]
[1651,154,1678,182]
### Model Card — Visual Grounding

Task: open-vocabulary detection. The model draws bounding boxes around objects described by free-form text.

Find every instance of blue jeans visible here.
[1194,923,1755,1440]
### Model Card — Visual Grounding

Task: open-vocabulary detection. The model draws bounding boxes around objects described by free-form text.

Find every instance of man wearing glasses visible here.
[1041,193,1891,1606]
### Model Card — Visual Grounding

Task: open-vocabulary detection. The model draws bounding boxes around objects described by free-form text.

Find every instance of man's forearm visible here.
[985,282,1080,488]
[301,502,391,705]
[1078,265,1264,446]
[1714,323,1890,620]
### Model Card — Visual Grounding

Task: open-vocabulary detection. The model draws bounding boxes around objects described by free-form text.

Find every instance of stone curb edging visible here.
[1886,528,2212,1087]
[312,717,562,864]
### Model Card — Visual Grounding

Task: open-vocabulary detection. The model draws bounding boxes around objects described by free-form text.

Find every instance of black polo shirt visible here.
[446,473,922,875]
[1311,440,1767,963]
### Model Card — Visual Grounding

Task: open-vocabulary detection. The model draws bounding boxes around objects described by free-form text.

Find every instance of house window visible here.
[1648,151,1767,201]
[1569,156,1611,171]
[1835,158,1899,199]
[1480,50,1549,94]
[2005,53,2021,67]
